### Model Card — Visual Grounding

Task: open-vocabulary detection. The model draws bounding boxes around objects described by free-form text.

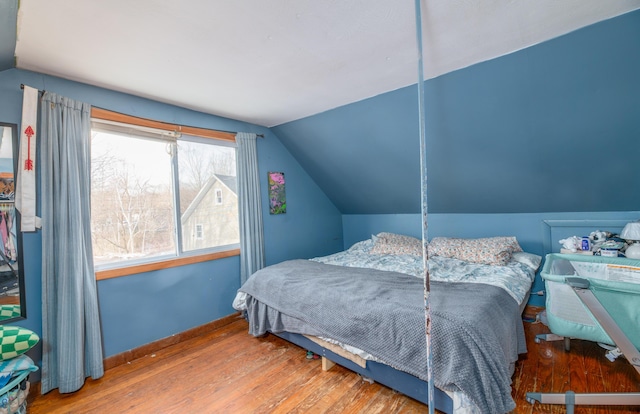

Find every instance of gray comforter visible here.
[239,259,526,413]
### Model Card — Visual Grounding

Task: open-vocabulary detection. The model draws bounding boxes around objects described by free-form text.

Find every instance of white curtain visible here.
[236,132,265,283]
[40,92,104,394]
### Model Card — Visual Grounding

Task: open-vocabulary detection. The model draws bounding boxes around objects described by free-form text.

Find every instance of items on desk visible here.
[559,230,630,257]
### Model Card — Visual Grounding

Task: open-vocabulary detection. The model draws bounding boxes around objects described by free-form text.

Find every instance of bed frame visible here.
[274,331,453,414]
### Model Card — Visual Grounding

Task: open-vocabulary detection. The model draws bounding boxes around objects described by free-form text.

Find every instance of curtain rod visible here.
[20,83,45,94]
[20,84,264,138]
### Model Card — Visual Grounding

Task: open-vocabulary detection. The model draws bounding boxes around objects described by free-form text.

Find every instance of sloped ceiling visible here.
[8,0,640,127]
[273,10,640,214]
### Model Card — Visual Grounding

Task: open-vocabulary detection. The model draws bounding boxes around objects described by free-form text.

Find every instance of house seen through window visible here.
[90,118,239,269]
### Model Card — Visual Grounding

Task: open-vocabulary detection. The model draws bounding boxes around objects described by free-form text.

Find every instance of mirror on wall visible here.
[0,123,25,323]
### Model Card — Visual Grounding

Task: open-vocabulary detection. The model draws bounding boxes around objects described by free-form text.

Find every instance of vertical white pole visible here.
[413,0,434,412]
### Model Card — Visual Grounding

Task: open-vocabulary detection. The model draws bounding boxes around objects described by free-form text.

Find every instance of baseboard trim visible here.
[104,312,243,371]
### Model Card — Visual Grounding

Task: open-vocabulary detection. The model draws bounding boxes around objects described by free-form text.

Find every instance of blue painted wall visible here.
[97,257,241,356]
[270,10,640,309]
[0,0,17,71]
[0,68,343,357]
[273,10,640,214]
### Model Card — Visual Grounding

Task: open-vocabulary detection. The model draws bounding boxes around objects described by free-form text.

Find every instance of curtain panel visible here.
[236,132,265,283]
[40,92,104,394]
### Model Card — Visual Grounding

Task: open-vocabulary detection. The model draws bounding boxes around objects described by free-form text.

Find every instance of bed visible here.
[233,233,540,413]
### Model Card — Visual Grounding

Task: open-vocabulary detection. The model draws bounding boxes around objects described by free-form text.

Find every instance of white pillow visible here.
[511,251,542,272]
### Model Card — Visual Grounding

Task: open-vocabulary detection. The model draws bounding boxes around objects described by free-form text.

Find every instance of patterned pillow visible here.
[370,232,423,257]
[0,326,39,361]
[428,236,522,266]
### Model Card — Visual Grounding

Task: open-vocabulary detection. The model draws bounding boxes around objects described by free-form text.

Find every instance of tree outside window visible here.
[90,125,239,268]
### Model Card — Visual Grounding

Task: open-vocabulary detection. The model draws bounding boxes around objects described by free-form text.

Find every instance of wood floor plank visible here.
[515,322,640,414]
[292,367,361,413]
[212,351,318,412]
[228,357,324,413]
[219,358,321,413]
[67,331,263,413]
[268,362,354,414]
[27,318,639,413]
[323,375,392,414]
[358,386,410,414]
[583,340,611,414]
[551,336,571,408]
[276,367,353,414]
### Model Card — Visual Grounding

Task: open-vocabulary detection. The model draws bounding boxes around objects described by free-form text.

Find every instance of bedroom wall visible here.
[0,1,17,71]
[0,68,343,357]
[272,9,640,215]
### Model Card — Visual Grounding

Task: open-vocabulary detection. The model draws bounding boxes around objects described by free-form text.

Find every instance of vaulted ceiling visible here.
[3,1,638,127]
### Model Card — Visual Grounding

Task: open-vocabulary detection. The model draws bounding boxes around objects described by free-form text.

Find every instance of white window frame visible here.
[89,110,240,279]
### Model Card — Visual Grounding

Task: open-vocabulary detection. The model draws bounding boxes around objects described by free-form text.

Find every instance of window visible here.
[195,224,204,240]
[90,113,239,270]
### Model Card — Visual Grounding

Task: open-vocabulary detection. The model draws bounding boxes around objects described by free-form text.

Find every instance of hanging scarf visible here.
[16,85,41,232]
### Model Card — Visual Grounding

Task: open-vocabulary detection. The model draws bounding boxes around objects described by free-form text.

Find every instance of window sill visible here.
[95,249,241,281]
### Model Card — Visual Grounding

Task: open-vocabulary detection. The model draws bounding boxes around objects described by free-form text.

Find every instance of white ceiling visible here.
[14,1,640,127]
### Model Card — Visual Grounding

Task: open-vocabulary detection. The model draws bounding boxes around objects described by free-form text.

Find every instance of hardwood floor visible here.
[27,315,639,413]
[513,320,639,414]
